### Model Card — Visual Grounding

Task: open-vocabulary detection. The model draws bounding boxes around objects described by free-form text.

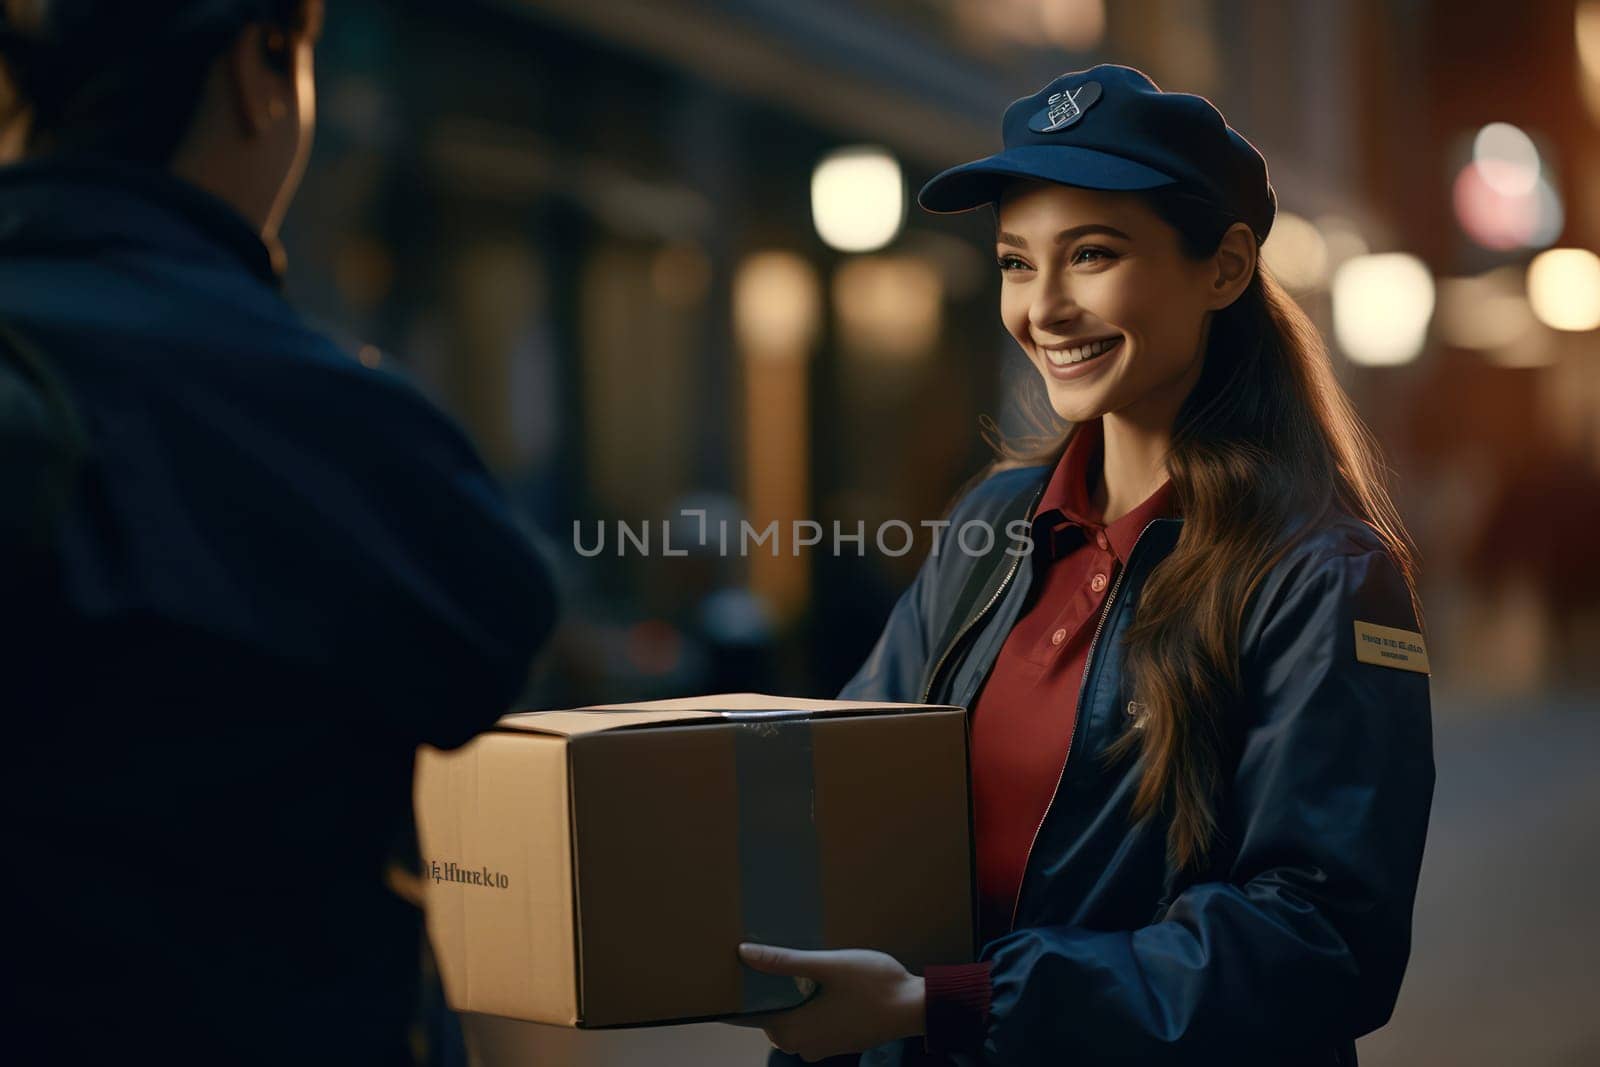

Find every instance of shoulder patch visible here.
[1353,620,1429,674]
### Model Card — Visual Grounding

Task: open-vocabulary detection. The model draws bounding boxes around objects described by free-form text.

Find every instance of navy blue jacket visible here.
[0,158,556,1063]
[836,465,1434,1066]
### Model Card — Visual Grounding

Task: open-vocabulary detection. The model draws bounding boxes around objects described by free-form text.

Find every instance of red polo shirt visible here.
[924,417,1177,1054]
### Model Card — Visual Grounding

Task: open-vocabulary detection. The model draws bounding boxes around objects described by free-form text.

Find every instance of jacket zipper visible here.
[919,485,1045,705]
[1008,517,1163,932]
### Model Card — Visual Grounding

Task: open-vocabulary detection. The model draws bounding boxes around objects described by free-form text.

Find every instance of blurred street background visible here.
[278,1,1600,1063]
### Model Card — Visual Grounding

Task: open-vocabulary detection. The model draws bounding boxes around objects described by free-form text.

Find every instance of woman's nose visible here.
[1029,279,1080,335]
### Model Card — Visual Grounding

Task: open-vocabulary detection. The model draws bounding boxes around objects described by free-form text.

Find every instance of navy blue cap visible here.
[919,64,1277,242]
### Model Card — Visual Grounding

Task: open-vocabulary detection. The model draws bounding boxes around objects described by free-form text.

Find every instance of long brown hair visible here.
[978,186,1424,870]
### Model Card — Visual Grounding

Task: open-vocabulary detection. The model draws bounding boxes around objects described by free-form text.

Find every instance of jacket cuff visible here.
[923,962,993,1055]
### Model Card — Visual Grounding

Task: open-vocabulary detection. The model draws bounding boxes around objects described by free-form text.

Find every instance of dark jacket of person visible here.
[0,157,556,1064]
[796,464,1434,1066]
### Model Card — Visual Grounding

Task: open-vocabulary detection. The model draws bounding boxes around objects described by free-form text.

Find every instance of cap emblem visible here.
[1028,81,1102,133]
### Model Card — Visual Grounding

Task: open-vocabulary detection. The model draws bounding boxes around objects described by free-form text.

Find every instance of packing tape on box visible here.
[733,718,824,1012]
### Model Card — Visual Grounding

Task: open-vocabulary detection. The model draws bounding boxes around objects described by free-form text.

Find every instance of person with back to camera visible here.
[733,65,1435,1066]
[0,2,557,1062]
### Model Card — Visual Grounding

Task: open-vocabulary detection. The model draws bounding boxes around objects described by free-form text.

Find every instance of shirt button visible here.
[1095,530,1109,550]
[1051,628,1067,646]
[1091,573,1107,592]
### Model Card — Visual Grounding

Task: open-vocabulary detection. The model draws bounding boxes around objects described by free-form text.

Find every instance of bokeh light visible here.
[833,255,944,361]
[1472,123,1540,196]
[810,147,905,254]
[1437,268,1536,350]
[1038,0,1106,51]
[1437,267,1552,367]
[1454,163,1538,250]
[1526,248,1600,332]
[1453,125,1562,252]
[1579,1,1600,123]
[1331,253,1435,366]
[733,251,821,356]
[955,0,1105,49]
[1261,211,1330,291]
[1527,175,1566,249]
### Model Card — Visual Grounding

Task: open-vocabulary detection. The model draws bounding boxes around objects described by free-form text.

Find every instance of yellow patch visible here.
[1353,620,1430,674]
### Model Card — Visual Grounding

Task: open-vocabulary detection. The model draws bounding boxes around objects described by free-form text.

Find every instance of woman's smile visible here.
[1038,334,1124,380]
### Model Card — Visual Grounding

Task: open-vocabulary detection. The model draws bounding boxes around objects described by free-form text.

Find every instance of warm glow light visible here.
[1472,123,1540,197]
[1579,2,1600,83]
[1527,248,1600,332]
[733,251,821,356]
[1331,253,1435,366]
[1038,0,1106,50]
[954,0,1100,47]
[1261,211,1329,291]
[811,147,905,253]
[833,256,944,361]
[1437,269,1536,349]
[1582,0,1600,125]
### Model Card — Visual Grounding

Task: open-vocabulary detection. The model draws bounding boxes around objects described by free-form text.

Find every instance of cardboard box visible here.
[414,693,974,1028]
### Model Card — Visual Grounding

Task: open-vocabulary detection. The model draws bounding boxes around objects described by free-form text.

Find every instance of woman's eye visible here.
[1071,245,1116,265]
[996,254,1031,272]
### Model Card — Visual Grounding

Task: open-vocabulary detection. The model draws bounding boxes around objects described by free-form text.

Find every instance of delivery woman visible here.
[737,64,1435,1065]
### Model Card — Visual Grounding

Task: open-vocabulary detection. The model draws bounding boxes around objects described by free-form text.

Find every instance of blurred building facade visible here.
[282,0,1600,711]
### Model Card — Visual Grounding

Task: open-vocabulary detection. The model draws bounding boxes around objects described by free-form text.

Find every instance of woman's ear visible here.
[1207,221,1257,310]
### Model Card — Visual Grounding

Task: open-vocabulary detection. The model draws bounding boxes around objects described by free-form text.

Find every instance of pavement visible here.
[1358,691,1600,1067]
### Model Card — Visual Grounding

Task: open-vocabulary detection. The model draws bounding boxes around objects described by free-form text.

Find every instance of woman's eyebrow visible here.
[996,224,1132,248]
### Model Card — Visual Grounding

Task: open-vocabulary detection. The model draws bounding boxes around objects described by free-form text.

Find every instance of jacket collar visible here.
[1032,418,1179,563]
[0,154,282,289]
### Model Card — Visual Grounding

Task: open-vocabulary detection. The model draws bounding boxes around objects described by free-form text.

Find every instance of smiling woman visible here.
[992,183,1254,446]
[742,63,1434,1067]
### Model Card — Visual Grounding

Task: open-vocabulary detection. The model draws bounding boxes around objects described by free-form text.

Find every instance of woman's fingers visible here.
[727,946,919,1061]
[738,942,833,978]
